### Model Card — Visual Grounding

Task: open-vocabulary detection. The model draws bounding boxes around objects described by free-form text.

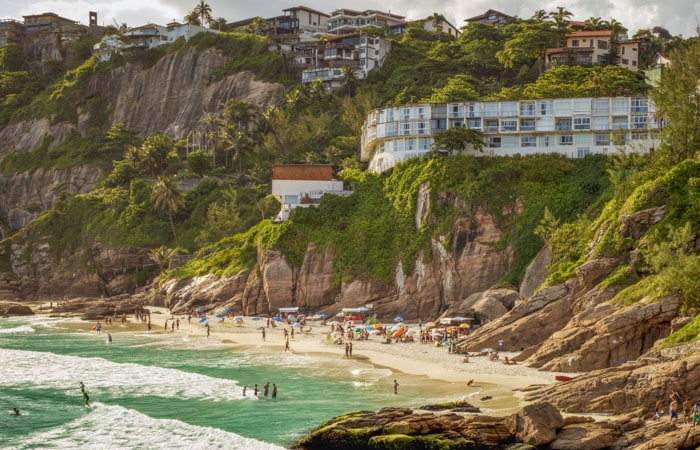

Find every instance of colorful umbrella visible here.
[394,316,404,323]
[198,317,207,323]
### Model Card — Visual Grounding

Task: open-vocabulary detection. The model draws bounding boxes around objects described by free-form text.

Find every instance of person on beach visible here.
[670,398,679,421]
[655,399,663,419]
[262,329,266,341]
[345,343,349,358]
[243,386,247,396]
[176,318,180,330]
[693,403,700,426]
[147,321,151,332]
[82,388,90,406]
[272,384,277,398]
[393,379,399,395]
[263,382,269,397]
[107,333,112,343]
[206,323,210,338]
[284,338,290,352]
[349,342,353,357]
[684,398,693,423]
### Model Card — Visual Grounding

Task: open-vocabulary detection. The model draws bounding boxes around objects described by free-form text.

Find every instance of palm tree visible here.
[340,65,358,96]
[184,10,200,26]
[148,246,177,273]
[585,17,605,31]
[193,1,213,27]
[428,12,446,40]
[531,10,549,23]
[151,175,185,248]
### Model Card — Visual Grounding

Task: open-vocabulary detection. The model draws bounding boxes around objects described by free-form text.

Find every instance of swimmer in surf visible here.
[107,333,112,343]
[12,408,20,415]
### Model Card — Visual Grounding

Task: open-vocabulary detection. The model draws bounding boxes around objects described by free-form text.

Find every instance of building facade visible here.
[0,19,25,47]
[271,165,352,222]
[361,97,660,173]
[546,30,640,70]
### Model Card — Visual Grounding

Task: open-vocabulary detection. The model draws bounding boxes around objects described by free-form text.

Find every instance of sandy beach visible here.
[116,307,573,414]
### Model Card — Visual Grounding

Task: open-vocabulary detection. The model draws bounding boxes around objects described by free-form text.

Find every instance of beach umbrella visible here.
[373,323,382,329]
[293,322,302,328]
[288,316,297,322]
[392,329,405,338]
[393,316,404,323]
[233,316,243,322]
[318,313,328,319]
[198,317,207,323]
[273,316,283,322]
[222,307,232,313]
[355,327,363,332]
[215,313,224,318]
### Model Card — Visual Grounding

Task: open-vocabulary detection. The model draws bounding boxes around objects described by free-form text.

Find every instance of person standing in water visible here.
[393,379,399,395]
[107,333,112,343]
[80,383,90,406]
[272,384,277,398]
[12,408,20,415]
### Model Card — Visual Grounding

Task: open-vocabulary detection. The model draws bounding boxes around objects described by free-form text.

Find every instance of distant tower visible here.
[89,11,97,26]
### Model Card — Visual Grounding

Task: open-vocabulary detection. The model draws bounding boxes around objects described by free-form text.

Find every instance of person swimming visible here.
[12,408,20,415]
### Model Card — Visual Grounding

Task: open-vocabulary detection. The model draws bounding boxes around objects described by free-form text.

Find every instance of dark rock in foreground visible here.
[0,301,35,317]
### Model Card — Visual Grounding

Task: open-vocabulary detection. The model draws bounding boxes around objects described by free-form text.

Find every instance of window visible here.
[483,103,499,117]
[416,121,429,134]
[501,102,518,117]
[520,118,535,131]
[571,39,579,47]
[449,104,462,118]
[284,195,299,205]
[573,116,590,130]
[484,119,499,132]
[592,116,609,130]
[400,122,411,135]
[418,138,431,150]
[467,118,481,129]
[559,135,573,146]
[612,117,628,130]
[556,118,572,131]
[538,100,553,116]
[631,115,648,129]
[631,98,648,113]
[401,107,411,120]
[541,135,552,147]
[487,137,501,148]
[501,119,517,132]
[521,136,536,147]
[593,99,609,115]
[595,133,610,145]
[598,40,608,49]
[631,132,647,140]
[386,122,397,136]
[416,106,429,119]
[520,102,535,116]
[405,138,415,150]
[577,148,591,158]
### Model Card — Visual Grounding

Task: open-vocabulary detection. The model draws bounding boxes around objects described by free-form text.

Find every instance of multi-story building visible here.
[361,97,660,173]
[546,30,640,70]
[0,19,25,47]
[23,12,78,34]
[327,9,406,35]
[417,15,460,38]
[300,32,391,88]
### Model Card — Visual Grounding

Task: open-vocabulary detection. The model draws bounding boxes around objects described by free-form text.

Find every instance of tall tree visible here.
[497,21,559,75]
[651,38,700,165]
[531,10,549,23]
[151,175,185,247]
[193,1,213,27]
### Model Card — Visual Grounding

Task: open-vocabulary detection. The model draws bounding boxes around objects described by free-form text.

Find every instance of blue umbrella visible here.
[318,313,328,319]
[273,316,283,322]
[222,308,232,313]
[198,317,207,323]
[215,313,224,318]
[394,316,404,323]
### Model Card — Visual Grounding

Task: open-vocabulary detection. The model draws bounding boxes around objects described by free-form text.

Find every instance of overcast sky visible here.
[1,0,698,38]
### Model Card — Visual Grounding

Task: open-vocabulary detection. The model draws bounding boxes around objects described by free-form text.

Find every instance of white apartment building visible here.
[361,97,660,173]
[327,9,406,35]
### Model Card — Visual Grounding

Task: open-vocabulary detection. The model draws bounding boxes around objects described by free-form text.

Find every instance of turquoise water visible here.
[0,315,464,449]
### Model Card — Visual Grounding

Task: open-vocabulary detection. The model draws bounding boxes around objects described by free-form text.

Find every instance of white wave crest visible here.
[0,325,35,334]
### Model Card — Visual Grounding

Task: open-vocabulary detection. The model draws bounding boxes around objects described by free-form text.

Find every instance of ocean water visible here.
[0,315,469,449]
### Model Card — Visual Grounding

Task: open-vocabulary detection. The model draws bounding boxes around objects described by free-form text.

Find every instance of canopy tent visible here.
[439,317,475,325]
[279,307,299,313]
[341,307,370,314]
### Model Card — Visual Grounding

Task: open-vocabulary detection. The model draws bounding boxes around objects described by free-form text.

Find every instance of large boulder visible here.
[0,302,35,316]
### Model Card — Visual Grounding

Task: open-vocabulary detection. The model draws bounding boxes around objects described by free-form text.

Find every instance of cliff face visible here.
[0,47,284,231]
[156,206,515,319]
[83,47,285,139]
[0,165,101,230]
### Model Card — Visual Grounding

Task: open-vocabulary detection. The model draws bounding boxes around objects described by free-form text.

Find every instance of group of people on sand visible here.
[242,381,278,398]
[655,390,700,425]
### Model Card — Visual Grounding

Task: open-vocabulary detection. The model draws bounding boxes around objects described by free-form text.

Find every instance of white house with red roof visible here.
[271,165,351,221]
[546,29,640,70]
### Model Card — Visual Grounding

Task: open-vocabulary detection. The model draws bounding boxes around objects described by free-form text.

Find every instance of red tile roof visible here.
[272,165,334,181]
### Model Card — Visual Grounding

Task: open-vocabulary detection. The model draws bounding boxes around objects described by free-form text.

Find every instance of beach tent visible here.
[279,307,299,314]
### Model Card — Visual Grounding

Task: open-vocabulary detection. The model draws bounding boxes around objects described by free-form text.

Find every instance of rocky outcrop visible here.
[442,288,520,323]
[525,343,700,416]
[0,302,35,316]
[519,246,551,299]
[0,165,101,230]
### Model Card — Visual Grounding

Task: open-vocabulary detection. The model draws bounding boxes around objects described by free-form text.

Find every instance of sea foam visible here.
[12,403,285,450]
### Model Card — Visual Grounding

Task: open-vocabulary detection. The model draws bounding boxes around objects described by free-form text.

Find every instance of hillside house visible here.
[546,30,639,70]
[464,9,514,26]
[300,32,390,88]
[418,16,460,38]
[93,22,217,61]
[271,165,351,222]
[327,9,406,35]
[0,19,25,47]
